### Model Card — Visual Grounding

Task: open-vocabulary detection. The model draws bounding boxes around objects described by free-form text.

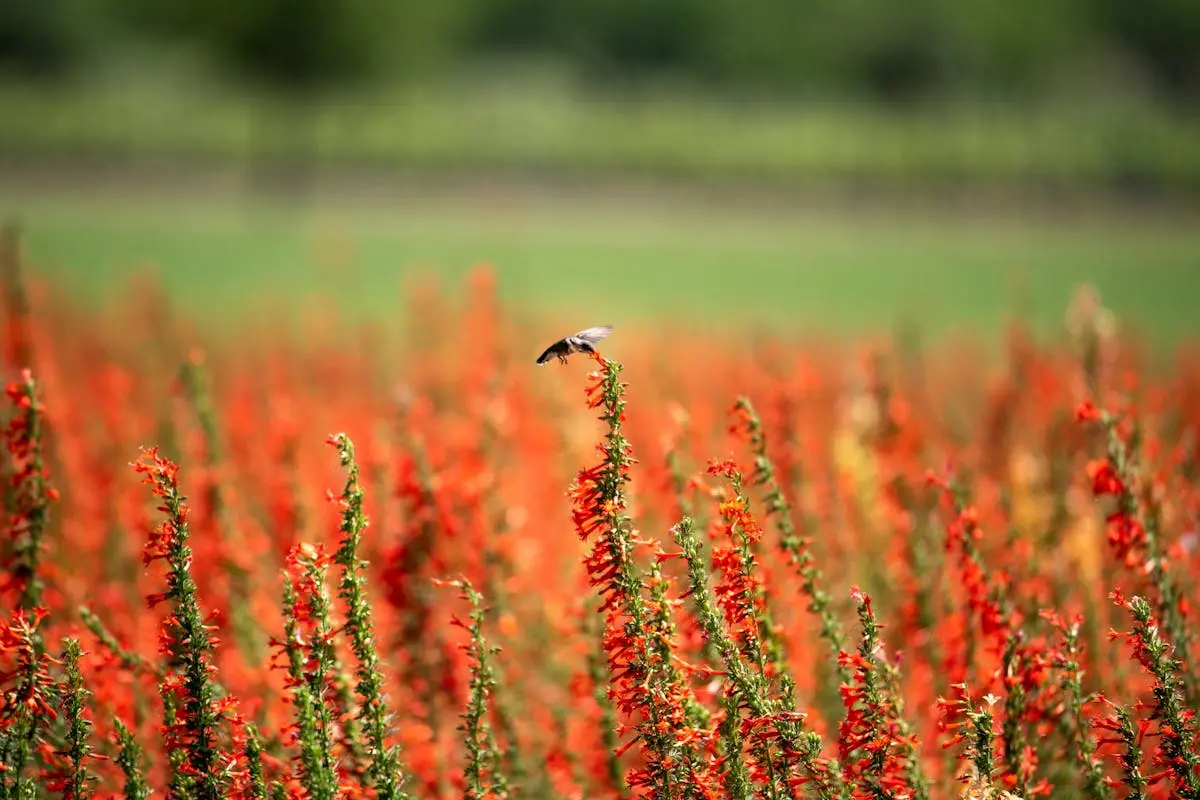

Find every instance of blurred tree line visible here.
[3,0,1198,105]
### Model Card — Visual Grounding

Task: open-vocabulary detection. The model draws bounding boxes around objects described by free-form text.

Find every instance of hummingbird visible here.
[536,325,613,365]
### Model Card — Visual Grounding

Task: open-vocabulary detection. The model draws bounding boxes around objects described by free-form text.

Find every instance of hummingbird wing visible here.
[535,338,570,364]
[572,325,613,346]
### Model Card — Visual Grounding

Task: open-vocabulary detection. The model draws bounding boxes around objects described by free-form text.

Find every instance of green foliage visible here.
[1094,0,1200,102]
[0,0,95,78]
[117,0,466,92]
[4,0,1200,104]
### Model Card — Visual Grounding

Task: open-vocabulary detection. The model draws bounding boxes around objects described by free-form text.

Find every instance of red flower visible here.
[1075,400,1103,422]
[0,608,58,729]
[1086,459,1125,496]
[705,457,739,478]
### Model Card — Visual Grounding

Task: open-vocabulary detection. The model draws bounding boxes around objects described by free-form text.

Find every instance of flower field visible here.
[3,225,1200,799]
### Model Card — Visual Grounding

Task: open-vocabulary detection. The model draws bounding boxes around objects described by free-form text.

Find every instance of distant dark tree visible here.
[466,0,565,54]
[562,0,716,82]
[467,0,715,86]
[0,0,92,78]
[122,0,462,95]
[11,0,1199,118]
[117,0,467,197]
[1096,0,1200,101]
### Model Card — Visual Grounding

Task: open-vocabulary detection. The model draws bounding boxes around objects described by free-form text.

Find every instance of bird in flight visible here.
[536,325,613,365]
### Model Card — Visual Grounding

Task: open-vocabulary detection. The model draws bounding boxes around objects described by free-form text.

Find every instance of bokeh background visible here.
[1,0,1198,346]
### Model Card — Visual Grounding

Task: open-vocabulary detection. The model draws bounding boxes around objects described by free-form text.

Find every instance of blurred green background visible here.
[2,0,1199,343]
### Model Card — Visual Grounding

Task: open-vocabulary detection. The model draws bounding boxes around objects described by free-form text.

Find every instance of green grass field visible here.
[5,179,1200,351]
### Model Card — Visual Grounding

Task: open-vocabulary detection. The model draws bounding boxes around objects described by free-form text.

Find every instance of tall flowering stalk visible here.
[568,353,714,799]
[702,460,803,797]
[1108,588,1200,797]
[133,446,230,800]
[1092,698,1148,800]
[926,471,1013,679]
[936,684,1000,792]
[4,369,57,613]
[715,684,752,800]
[1077,401,1194,697]
[243,724,268,800]
[0,607,57,796]
[466,367,531,791]
[382,431,453,764]
[880,472,944,705]
[730,398,848,687]
[645,556,713,734]
[1040,610,1110,800]
[327,432,409,800]
[113,718,151,800]
[996,632,1052,797]
[53,638,98,799]
[705,458,793,707]
[160,693,190,798]
[927,470,1057,795]
[673,517,844,799]
[836,586,928,800]
[437,576,509,800]
[275,543,341,799]
[179,354,262,664]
